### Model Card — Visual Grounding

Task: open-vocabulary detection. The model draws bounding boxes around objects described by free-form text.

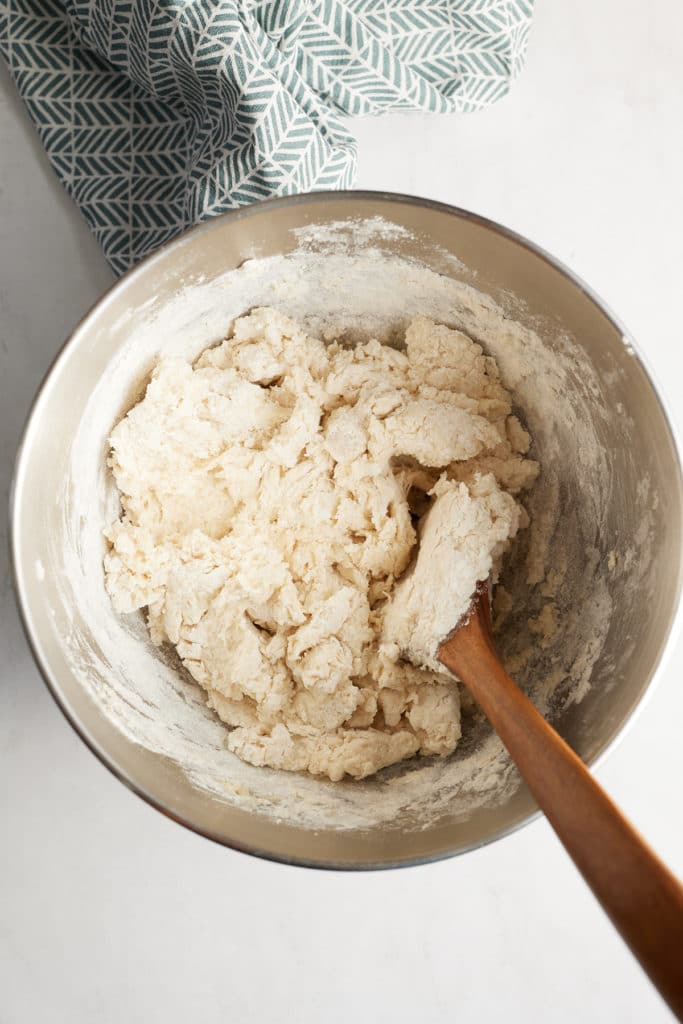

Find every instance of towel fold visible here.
[1,0,534,273]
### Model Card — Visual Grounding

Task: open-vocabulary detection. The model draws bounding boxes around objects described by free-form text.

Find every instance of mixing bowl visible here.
[11,192,683,868]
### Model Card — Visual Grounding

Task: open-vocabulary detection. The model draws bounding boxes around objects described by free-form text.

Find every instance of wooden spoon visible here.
[439,584,683,1020]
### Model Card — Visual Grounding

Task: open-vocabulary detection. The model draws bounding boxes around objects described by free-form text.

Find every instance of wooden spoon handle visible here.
[440,618,683,1019]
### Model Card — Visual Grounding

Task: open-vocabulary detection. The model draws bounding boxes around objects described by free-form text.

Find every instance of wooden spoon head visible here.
[437,580,496,681]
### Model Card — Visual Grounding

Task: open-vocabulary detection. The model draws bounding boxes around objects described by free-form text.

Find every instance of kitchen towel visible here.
[0,0,535,273]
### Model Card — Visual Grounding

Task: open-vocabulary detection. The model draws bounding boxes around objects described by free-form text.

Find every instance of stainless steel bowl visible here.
[11,192,683,869]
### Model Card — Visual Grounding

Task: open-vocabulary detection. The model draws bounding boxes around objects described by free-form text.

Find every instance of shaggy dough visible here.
[105,309,537,780]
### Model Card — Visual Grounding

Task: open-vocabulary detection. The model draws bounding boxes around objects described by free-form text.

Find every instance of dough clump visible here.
[105,309,537,780]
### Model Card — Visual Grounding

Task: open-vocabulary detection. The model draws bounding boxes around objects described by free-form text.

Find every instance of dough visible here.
[105,309,537,780]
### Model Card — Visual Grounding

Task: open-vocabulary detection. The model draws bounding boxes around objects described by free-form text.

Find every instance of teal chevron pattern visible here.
[0,0,535,273]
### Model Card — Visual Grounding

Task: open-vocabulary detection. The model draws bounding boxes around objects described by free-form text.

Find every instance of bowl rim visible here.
[9,189,683,870]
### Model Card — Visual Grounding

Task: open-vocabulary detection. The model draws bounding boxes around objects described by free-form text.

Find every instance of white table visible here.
[1,3,682,1021]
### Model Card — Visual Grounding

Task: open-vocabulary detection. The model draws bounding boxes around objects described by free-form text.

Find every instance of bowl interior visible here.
[12,194,683,868]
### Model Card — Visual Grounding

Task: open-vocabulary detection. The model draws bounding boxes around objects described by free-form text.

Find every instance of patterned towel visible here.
[0,0,534,274]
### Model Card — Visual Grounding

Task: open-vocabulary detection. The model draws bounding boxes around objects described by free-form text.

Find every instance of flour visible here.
[59,218,619,830]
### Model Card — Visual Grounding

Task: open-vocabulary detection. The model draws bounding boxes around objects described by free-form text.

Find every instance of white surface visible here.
[1,2,682,1021]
